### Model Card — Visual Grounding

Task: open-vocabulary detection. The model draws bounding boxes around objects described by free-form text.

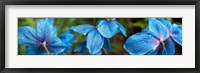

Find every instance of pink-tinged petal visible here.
[148,18,169,41]
[124,32,160,55]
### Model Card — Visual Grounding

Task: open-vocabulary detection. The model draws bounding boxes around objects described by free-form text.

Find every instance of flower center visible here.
[42,41,47,46]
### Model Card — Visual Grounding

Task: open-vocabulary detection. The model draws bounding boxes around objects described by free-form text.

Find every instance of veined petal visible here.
[36,18,58,42]
[49,37,66,48]
[124,32,160,55]
[112,19,127,37]
[171,24,182,46]
[48,47,65,55]
[48,37,66,54]
[97,20,119,38]
[70,24,95,35]
[86,29,104,54]
[146,44,162,55]
[18,26,38,46]
[59,32,76,43]
[159,18,172,30]
[164,38,175,55]
[26,46,44,55]
[148,18,169,41]
[103,38,112,51]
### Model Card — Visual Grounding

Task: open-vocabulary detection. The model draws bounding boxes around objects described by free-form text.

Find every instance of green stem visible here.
[161,41,165,55]
[103,48,108,55]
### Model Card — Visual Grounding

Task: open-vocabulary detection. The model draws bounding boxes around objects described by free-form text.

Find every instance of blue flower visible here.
[71,18,126,54]
[70,24,112,54]
[59,30,76,53]
[156,18,182,55]
[18,18,75,55]
[97,18,127,38]
[124,18,182,55]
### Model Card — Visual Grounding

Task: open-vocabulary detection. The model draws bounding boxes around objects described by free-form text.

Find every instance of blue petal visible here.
[124,32,160,55]
[97,20,119,38]
[36,18,58,42]
[59,30,76,52]
[70,24,95,35]
[112,19,127,37]
[48,37,66,54]
[159,18,172,30]
[86,29,104,54]
[74,41,88,54]
[170,24,182,46]
[74,41,86,52]
[64,43,72,52]
[48,47,65,55]
[26,46,44,55]
[148,18,169,41]
[164,38,175,55]
[18,26,39,46]
[94,50,102,55]
[146,44,162,55]
[103,38,112,51]
[59,31,76,43]
[49,37,66,47]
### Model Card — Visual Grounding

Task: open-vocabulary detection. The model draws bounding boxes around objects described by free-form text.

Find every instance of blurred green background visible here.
[18,18,182,55]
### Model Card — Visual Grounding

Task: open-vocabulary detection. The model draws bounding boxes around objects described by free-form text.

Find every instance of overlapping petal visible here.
[60,31,76,43]
[18,26,39,46]
[164,38,175,55]
[48,37,66,54]
[170,24,182,46]
[112,19,127,37]
[159,18,172,30]
[86,29,104,54]
[148,18,169,41]
[103,38,112,51]
[124,32,160,55]
[36,18,58,42]
[63,43,72,52]
[74,41,90,54]
[97,20,119,38]
[146,44,162,55]
[70,24,95,35]
[59,30,76,52]
[74,41,86,52]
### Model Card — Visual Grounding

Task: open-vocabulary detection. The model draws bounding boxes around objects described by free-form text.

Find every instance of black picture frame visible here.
[0,0,199,73]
